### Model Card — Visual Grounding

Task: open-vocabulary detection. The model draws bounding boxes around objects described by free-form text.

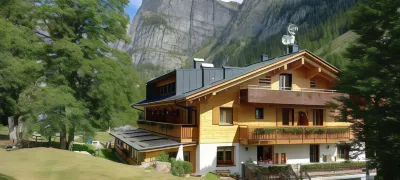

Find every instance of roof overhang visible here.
[184,50,338,101]
[109,129,196,152]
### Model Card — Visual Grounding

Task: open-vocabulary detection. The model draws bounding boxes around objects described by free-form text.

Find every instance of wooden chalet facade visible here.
[110,50,364,175]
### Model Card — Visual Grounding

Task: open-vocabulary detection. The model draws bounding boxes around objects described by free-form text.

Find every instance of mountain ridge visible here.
[115,0,357,78]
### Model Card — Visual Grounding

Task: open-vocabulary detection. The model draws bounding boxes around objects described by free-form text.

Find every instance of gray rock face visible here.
[112,0,237,70]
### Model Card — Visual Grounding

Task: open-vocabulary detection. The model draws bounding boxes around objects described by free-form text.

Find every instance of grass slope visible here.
[315,31,359,57]
[0,148,200,180]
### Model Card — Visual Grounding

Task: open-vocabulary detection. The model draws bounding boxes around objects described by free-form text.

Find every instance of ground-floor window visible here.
[337,145,350,160]
[217,146,234,166]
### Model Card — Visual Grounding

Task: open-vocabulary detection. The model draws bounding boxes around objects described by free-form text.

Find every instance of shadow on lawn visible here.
[0,173,16,180]
[101,148,120,163]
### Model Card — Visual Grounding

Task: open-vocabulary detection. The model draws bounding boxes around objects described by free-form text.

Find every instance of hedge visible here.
[253,165,290,174]
[301,161,366,171]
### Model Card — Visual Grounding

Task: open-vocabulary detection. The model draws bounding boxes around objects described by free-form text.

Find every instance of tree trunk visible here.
[67,126,74,151]
[60,126,67,150]
[16,116,24,148]
[8,116,17,145]
[48,136,52,147]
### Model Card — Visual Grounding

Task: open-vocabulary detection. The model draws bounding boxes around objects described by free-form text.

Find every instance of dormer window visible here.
[259,76,271,88]
[158,82,176,96]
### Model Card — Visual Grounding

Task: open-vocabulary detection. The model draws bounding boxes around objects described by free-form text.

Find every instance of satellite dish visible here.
[282,35,295,45]
[288,24,298,36]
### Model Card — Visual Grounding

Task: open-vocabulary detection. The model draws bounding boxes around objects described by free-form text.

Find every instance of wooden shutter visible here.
[233,107,238,125]
[212,107,220,125]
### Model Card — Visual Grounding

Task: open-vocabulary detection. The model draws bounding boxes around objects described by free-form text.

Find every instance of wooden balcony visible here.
[240,86,344,106]
[137,120,198,143]
[239,126,351,145]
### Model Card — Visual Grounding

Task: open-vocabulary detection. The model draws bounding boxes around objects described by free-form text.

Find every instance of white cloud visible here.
[220,0,243,3]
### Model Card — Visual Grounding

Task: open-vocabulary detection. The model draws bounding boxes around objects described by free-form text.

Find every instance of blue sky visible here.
[125,0,243,20]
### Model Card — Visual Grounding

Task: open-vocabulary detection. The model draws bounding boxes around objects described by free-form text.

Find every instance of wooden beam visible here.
[307,67,321,79]
[284,64,288,70]
[288,59,305,70]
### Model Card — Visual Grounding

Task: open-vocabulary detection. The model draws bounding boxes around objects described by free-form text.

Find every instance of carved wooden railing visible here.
[239,126,350,144]
[137,120,198,142]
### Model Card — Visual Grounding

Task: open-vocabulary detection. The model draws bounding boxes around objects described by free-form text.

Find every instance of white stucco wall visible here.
[274,144,310,164]
[195,143,366,176]
[196,143,241,175]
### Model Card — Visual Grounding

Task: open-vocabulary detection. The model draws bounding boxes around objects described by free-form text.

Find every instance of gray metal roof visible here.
[134,50,338,106]
[109,129,196,151]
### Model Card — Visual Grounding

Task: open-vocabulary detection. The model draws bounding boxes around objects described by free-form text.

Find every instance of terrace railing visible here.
[137,120,198,142]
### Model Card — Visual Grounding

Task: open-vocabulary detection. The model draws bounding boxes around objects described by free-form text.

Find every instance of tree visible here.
[335,0,400,179]
[31,0,144,149]
[0,0,43,146]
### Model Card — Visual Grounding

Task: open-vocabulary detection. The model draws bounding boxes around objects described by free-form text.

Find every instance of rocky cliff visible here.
[112,0,238,72]
[115,0,355,77]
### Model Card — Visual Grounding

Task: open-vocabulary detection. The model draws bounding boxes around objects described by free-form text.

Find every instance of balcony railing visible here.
[240,85,344,106]
[239,126,351,145]
[137,120,198,143]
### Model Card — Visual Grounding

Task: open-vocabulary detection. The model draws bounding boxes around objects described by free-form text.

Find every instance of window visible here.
[132,149,138,160]
[220,108,233,124]
[279,74,292,90]
[313,109,324,126]
[337,145,350,160]
[255,108,264,119]
[282,108,294,125]
[217,146,234,166]
[310,80,316,88]
[158,82,176,96]
[168,152,190,162]
[259,76,271,87]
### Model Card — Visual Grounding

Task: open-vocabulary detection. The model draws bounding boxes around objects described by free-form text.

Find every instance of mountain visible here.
[116,0,357,78]
[111,0,238,78]
[206,0,356,67]
[314,31,359,69]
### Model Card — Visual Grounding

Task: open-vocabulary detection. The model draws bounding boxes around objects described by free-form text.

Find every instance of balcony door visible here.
[279,74,292,90]
[282,108,294,126]
[312,109,324,126]
[257,146,273,162]
[310,144,320,163]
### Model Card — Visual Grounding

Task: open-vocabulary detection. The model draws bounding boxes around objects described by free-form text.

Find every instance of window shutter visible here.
[212,107,220,125]
[233,107,238,125]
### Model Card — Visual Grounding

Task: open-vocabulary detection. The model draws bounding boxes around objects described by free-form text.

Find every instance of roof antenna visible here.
[282,24,299,54]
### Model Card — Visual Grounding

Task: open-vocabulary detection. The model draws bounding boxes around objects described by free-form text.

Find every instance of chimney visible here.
[201,63,214,68]
[260,54,269,61]
[287,44,299,54]
[193,58,204,69]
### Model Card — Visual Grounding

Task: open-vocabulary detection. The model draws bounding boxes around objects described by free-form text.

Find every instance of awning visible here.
[109,128,196,152]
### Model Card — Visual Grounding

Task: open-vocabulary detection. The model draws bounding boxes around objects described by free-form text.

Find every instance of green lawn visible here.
[0,148,202,180]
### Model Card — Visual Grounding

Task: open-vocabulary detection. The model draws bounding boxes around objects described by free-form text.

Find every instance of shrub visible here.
[254,128,275,134]
[155,152,170,162]
[301,161,366,171]
[245,158,254,164]
[170,158,193,177]
[253,165,290,174]
[279,128,302,134]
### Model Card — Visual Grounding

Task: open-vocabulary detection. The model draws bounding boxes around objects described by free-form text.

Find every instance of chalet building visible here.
[110,49,365,175]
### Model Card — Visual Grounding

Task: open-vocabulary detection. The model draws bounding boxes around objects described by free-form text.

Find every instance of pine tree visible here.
[335,0,400,179]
